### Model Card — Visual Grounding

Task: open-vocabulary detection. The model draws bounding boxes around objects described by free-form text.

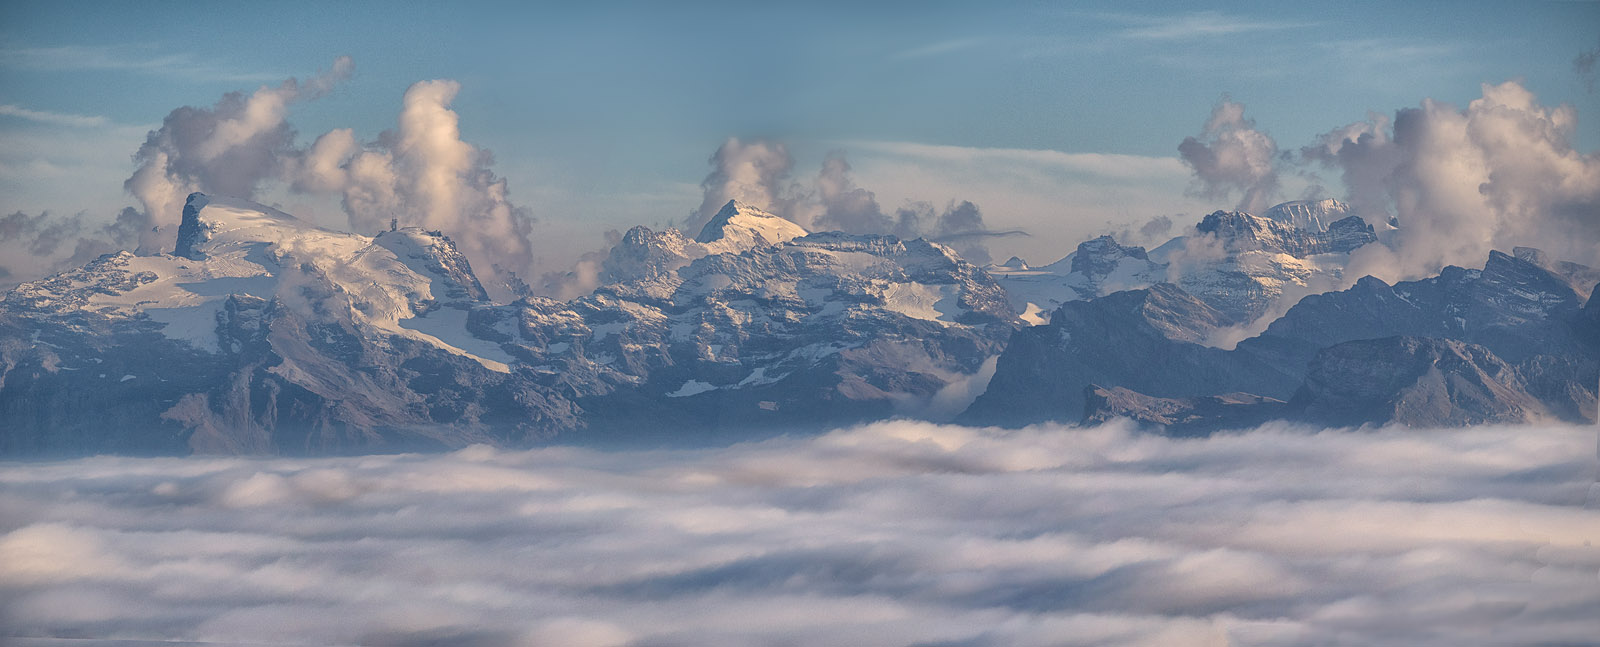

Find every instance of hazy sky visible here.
[1,1,1596,274]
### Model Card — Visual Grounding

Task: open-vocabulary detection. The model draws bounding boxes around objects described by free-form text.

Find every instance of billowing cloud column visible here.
[297,80,536,298]
[1306,81,1600,280]
[125,57,354,253]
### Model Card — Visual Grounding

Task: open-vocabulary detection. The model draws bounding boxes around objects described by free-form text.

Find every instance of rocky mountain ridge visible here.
[2,193,1593,455]
[1,194,1017,454]
[966,246,1599,432]
[989,202,1377,325]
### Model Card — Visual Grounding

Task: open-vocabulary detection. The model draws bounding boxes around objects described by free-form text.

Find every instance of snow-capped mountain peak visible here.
[173,193,347,261]
[695,200,809,253]
[1259,198,1352,232]
[1069,235,1151,276]
[1193,209,1374,258]
[7,192,509,371]
[989,206,1378,327]
[3,189,1595,456]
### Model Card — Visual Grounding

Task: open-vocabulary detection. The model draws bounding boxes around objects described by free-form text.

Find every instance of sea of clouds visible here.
[2,420,1597,646]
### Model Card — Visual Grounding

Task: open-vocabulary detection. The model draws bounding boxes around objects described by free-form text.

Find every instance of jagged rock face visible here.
[1081,334,1563,432]
[0,193,580,456]
[1082,385,1285,436]
[965,248,1600,429]
[0,280,576,456]
[511,231,1019,440]
[1289,336,1550,427]
[7,188,1595,453]
[602,227,697,286]
[988,235,1164,325]
[1259,198,1353,232]
[172,194,213,260]
[1323,216,1381,254]
[1244,250,1599,425]
[1194,210,1375,257]
[597,203,810,302]
[372,229,489,303]
[1163,211,1377,324]
[1070,236,1151,276]
[1245,250,1595,374]
[1585,284,1600,330]
[959,283,1294,427]
[0,193,1018,454]
[991,202,1377,326]
[1516,354,1599,423]
[1515,246,1600,306]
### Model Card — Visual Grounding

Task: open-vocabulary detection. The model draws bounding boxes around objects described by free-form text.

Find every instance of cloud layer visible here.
[2,421,1595,646]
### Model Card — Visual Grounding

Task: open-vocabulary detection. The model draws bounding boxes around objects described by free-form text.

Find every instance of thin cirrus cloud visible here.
[0,104,107,128]
[846,140,1192,182]
[889,37,989,61]
[0,44,283,82]
[1,420,1594,647]
[1103,11,1318,41]
[838,139,1208,264]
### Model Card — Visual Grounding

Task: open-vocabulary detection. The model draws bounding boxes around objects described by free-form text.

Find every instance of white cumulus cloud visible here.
[1304,81,1600,281]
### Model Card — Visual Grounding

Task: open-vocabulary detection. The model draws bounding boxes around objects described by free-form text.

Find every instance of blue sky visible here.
[1,0,1596,272]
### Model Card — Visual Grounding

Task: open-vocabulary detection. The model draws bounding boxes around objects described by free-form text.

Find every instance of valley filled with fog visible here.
[3,420,1595,647]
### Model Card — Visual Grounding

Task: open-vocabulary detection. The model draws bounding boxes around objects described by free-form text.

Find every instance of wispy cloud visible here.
[0,421,1593,646]
[1105,11,1317,40]
[835,139,1207,266]
[0,44,282,82]
[891,37,988,61]
[847,140,1190,182]
[0,104,107,128]
[1315,38,1461,65]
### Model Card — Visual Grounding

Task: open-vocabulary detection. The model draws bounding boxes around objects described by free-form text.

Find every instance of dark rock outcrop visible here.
[517,231,1019,442]
[1515,246,1600,305]
[1082,385,1286,436]
[1194,210,1376,257]
[959,283,1294,427]
[965,248,1599,429]
[172,193,212,261]
[1239,250,1595,380]
[1070,236,1151,277]
[1287,336,1551,427]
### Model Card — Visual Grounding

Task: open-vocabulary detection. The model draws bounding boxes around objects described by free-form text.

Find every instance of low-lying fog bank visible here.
[2,420,1596,646]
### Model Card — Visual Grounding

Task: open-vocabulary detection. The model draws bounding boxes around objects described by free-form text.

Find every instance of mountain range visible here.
[1,194,1593,455]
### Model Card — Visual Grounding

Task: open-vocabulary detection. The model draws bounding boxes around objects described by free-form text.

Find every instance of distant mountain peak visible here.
[996,256,1029,270]
[1069,235,1150,276]
[1196,209,1374,258]
[173,192,346,262]
[1512,246,1600,305]
[695,200,808,251]
[1260,198,1352,232]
